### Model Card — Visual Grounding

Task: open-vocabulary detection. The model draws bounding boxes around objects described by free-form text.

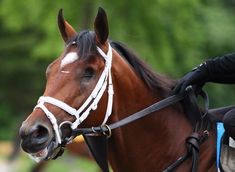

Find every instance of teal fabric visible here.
[217,122,225,169]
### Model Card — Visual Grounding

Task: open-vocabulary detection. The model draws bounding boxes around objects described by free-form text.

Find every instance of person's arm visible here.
[206,54,235,83]
[173,53,235,94]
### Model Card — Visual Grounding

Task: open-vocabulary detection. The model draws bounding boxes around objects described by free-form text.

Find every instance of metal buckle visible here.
[59,121,74,143]
[101,124,112,138]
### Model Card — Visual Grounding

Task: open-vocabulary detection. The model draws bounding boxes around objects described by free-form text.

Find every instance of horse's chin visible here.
[28,139,60,163]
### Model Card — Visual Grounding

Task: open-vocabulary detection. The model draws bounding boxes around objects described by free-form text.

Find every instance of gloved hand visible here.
[172,63,209,95]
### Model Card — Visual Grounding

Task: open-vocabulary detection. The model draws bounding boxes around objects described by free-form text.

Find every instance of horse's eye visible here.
[83,67,95,79]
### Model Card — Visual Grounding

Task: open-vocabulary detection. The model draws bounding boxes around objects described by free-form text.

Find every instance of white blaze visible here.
[61,52,79,68]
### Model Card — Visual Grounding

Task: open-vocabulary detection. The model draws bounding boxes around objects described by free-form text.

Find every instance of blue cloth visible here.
[216,122,225,168]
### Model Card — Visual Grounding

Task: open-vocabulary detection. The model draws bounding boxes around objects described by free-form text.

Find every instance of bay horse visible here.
[19,7,217,171]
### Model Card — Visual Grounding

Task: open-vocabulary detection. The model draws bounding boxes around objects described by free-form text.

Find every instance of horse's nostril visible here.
[29,125,50,145]
[32,125,49,139]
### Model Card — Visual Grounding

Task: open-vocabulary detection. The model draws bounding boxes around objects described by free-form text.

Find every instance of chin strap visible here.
[34,43,114,145]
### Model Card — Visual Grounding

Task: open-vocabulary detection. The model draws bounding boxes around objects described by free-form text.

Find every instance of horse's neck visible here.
[107,52,193,171]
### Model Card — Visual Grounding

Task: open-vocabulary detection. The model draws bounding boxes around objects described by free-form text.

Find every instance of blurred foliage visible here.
[1,0,235,140]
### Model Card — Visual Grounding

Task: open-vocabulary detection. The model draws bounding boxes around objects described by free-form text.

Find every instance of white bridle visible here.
[34,44,114,144]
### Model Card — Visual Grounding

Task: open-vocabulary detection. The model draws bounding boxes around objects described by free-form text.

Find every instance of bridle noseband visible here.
[34,43,114,145]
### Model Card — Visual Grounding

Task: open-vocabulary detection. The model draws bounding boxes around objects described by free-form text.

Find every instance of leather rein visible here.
[71,86,210,172]
[72,91,186,136]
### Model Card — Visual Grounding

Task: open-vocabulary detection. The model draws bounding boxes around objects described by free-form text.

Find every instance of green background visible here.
[1,0,235,171]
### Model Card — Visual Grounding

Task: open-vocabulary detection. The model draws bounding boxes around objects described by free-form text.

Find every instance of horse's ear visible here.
[94,7,109,45]
[58,9,77,43]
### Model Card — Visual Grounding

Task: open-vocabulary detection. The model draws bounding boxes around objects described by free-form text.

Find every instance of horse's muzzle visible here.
[19,122,51,153]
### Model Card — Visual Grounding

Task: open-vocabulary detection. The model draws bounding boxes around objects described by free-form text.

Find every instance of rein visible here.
[72,86,210,172]
[72,92,186,136]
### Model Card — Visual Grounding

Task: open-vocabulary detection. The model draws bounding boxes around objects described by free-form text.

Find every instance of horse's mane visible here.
[110,41,176,98]
[70,31,175,98]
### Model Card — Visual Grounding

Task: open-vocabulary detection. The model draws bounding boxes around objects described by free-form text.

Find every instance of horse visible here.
[19,7,217,172]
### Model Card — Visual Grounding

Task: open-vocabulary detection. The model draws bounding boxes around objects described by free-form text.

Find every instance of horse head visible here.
[19,7,113,161]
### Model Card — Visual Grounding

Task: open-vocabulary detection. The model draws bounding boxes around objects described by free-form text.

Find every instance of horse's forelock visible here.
[67,30,97,59]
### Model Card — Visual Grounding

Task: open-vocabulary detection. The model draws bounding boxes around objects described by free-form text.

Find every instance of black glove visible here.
[173,63,209,95]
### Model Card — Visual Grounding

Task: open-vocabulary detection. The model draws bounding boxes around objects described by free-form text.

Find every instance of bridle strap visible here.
[72,92,186,135]
[35,103,62,144]
[109,92,184,130]
[37,97,77,115]
[97,45,114,125]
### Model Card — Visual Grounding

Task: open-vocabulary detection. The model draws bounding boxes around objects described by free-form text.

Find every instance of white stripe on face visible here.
[60,52,79,68]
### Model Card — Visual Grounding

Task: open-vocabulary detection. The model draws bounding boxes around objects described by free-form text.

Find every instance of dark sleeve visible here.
[206,53,235,83]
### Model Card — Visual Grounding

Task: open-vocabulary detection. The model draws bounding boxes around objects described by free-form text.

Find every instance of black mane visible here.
[111,41,175,97]
[69,31,175,97]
